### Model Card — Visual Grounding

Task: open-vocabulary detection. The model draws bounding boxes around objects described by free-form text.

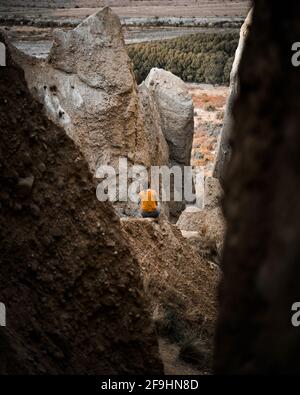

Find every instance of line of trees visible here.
[128,32,239,85]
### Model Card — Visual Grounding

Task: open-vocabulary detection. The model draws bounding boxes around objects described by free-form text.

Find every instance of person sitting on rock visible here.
[139,188,160,219]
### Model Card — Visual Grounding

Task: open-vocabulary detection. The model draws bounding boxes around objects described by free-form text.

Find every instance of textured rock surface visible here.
[215,1,300,374]
[0,36,163,375]
[145,68,194,166]
[9,11,195,221]
[177,177,225,263]
[177,206,207,232]
[143,68,194,220]
[177,177,223,228]
[11,8,155,173]
[213,9,252,183]
[138,82,169,166]
[204,176,223,210]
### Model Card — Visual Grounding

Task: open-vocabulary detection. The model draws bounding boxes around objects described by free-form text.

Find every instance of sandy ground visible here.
[188,83,229,175]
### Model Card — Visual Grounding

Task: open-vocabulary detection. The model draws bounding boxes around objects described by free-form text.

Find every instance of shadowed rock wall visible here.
[215,0,300,374]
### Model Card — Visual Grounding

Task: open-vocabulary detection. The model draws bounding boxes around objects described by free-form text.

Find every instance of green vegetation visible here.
[128,32,239,85]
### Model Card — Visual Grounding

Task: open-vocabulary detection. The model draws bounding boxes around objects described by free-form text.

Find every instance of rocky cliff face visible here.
[213,9,252,183]
[215,0,300,374]
[0,35,163,374]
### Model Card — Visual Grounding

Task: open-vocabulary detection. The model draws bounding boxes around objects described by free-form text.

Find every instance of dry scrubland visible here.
[189,84,228,175]
[129,32,239,84]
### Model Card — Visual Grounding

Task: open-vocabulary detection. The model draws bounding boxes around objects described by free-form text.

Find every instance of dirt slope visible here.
[121,217,219,373]
[0,35,163,374]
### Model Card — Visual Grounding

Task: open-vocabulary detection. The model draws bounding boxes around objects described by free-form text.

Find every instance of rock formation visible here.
[10,7,158,173]
[215,1,300,374]
[143,68,194,220]
[145,68,194,167]
[8,8,198,220]
[213,9,252,184]
[137,82,172,218]
[8,7,178,219]
[0,35,163,374]
[138,82,169,166]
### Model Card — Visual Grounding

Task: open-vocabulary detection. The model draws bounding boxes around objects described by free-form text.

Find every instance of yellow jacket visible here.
[139,189,159,212]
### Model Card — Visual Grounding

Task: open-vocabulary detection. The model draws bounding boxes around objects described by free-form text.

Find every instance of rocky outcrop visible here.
[145,68,194,167]
[9,9,194,221]
[9,8,197,221]
[215,1,300,374]
[143,68,194,220]
[0,35,163,375]
[8,8,176,220]
[213,9,252,183]
[138,82,169,166]
[10,7,156,173]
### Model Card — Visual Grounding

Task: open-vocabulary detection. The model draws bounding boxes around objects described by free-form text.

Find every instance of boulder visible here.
[143,68,194,220]
[145,68,194,166]
[177,206,207,232]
